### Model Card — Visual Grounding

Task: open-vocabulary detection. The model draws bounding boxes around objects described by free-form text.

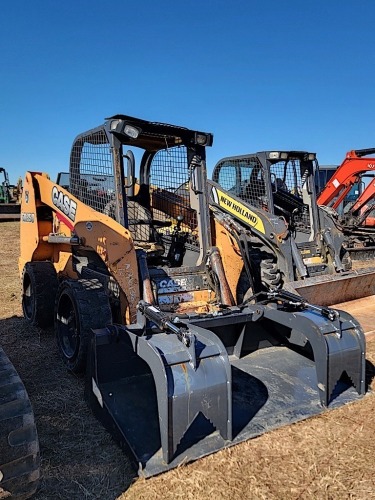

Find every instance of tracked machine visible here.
[19,116,367,476]
[209,151,375,310]
[0,347,40,498]
[0,168,22,221]
[317,148,375,254]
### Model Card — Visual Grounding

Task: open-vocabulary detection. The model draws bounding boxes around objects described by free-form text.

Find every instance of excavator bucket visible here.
[86,299,366,477]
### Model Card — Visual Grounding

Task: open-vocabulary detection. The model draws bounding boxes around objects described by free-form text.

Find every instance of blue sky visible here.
[1,0,375,183]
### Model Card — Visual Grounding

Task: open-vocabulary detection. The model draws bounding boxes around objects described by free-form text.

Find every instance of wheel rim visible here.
[22,274,35,321]
[56,292,79,360]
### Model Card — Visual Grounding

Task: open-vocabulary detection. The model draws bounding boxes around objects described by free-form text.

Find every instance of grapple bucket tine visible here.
[324,325,366,403]
[141,330,232,463]
[259,307,366,406]
[86,323,232,468]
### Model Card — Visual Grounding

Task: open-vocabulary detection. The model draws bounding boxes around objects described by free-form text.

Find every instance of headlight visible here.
[195,133,208,145]
[123,124,141,139]
[269,152,280,159]
[110,119,121,130]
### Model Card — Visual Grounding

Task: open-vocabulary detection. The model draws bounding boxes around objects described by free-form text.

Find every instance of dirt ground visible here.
[1,221,374,500]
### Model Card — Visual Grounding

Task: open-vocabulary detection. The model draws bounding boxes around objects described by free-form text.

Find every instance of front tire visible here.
[55,279,112,373]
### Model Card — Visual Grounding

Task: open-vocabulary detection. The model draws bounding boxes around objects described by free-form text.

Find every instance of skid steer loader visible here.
[19,116,367,477]
[209,151,375,311]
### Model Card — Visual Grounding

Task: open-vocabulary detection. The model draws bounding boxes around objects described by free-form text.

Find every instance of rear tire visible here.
[55,279,112,374]
[0,347,40,499]
[22,262,58,328]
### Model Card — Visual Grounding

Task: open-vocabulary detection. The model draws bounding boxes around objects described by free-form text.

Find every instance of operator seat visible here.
[104,198,165,257]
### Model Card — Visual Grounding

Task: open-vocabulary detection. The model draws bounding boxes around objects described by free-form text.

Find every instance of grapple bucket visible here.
[286,266,375,307]
[86,302,366,477]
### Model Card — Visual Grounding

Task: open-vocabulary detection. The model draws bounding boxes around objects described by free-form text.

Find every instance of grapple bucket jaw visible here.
[258,304,366,406]
[85,320,232,474]
[85,301,367,477]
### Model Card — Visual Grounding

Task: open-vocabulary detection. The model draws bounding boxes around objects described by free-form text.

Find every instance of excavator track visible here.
[0,347,40,499]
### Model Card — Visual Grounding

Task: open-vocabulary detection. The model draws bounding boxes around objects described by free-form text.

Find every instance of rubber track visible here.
[0,347,40,499]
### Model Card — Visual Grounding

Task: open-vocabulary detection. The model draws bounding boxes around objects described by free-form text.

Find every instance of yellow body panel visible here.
[214,187,265,234]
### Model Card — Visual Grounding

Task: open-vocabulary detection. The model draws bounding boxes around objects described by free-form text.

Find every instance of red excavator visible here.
[317,148,375,254]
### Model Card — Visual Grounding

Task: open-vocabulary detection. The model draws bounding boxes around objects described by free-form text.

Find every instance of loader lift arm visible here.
[20,171,140,323]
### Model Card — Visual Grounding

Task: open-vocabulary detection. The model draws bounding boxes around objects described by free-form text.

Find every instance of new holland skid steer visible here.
[19,116,367,477]
[209,151,375,308]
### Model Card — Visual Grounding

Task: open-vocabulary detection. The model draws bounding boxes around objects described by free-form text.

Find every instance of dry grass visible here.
[0,223,134,499]
[1,221,374,500]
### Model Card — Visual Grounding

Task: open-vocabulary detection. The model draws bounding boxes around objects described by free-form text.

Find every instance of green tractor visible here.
[0,168,22,220]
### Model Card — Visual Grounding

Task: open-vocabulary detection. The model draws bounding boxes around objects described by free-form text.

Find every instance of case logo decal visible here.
[52,186,77,222]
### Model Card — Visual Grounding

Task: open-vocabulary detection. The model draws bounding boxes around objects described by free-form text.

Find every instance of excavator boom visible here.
[317,149,375,224]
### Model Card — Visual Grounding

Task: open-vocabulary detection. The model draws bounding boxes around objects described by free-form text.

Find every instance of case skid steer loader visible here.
[209,151,375,310]
[19,116,366,477]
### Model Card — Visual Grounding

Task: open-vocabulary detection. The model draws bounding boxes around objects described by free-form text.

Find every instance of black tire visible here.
[0,347,40,499]
[236,269,255,304]
[260,259,281,288]
[22,261,58,328]
[55,279,112,374]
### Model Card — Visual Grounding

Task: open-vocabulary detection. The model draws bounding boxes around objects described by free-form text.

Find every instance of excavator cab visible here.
[19,117,368,477]
[317,149,375,248]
